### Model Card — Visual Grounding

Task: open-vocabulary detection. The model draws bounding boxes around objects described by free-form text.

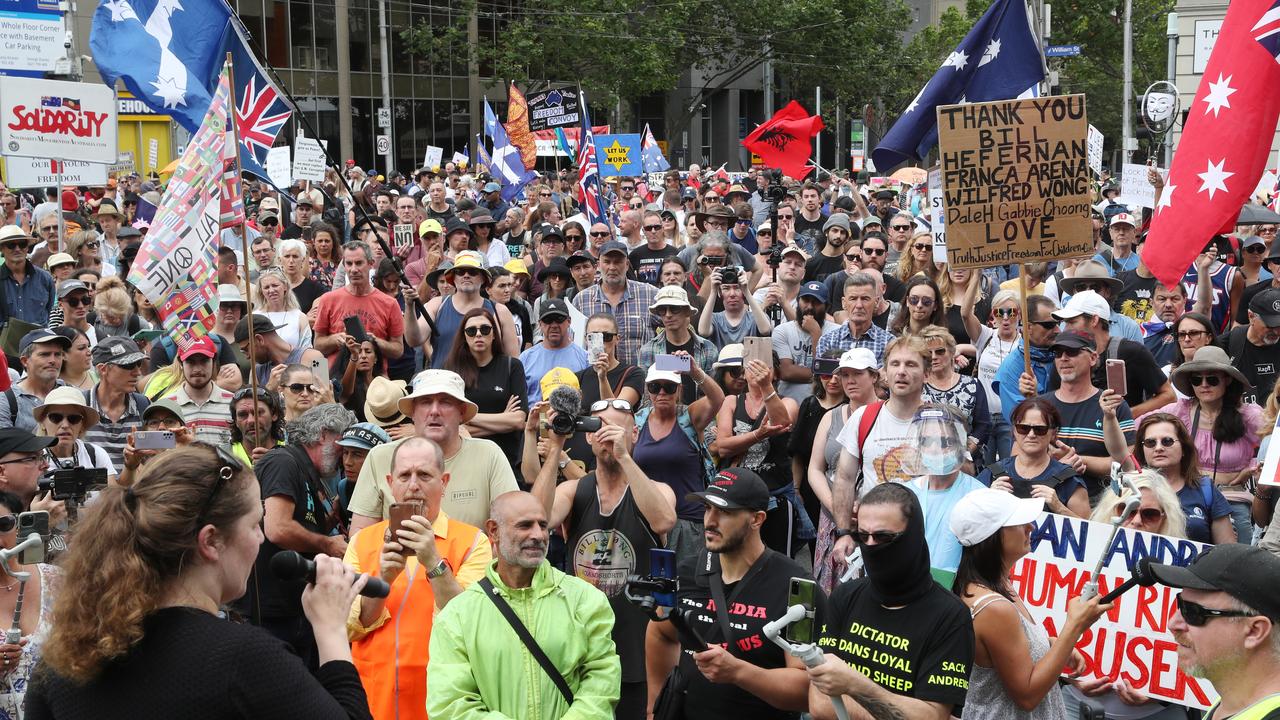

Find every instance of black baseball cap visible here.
[539,298,570,321]
[566,250,596,268]
[234,313,287,342]
[686,467,772,512]
[1050,330,1096,352]
[1250,288,1280,326]
[0,429,54,458]
[1149,544,1280,621]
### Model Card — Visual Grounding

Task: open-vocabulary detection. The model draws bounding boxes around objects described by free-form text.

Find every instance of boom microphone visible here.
[269,551,390,599]
[1099,557,1159,604]
[547,384,583,419]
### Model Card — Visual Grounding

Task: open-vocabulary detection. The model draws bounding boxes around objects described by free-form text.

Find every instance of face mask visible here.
[859,492,934,607]
[921,450,960,475]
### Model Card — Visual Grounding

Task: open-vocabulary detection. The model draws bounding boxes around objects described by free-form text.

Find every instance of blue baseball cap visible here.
[337,422,391,451]
[798,281,829,304]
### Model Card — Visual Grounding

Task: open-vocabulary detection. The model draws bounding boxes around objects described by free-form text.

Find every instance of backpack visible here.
[636,404,716,490]
[850,401,884,493]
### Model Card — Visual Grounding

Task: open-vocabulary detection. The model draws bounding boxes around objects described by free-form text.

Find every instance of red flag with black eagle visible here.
[742,101,824,181]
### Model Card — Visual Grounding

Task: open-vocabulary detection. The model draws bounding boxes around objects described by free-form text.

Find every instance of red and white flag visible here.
[1142,0,1280,287]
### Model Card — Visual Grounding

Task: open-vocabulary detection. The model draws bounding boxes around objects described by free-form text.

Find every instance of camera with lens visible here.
[720,265,741,285]
[767,242,785,268]
[37,466,107,504]
[549,412,603,437]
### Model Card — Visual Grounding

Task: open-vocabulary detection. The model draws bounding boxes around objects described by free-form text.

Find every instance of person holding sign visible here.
[949,488,1112,719]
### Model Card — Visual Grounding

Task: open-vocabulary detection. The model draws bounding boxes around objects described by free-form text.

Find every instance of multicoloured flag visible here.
[504,82,538,170]
[577,90,607,226]
[491,110,538,202]
[475,132,492,169]
[127,58,232,353]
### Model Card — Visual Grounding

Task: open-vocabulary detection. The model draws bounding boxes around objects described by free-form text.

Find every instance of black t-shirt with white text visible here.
[1218,326,1280,405]
[816,579,974,710]
[674,549,808,720]
[630,244,680,286]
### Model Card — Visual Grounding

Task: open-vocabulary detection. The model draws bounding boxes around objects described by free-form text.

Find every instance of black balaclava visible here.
[860,489,934,606]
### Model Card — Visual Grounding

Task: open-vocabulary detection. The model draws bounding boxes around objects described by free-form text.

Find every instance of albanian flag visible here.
[742,101,824,180]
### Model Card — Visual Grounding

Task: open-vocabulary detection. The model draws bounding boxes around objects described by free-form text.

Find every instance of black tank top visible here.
[731,394,791,490]
[566,474,661,682]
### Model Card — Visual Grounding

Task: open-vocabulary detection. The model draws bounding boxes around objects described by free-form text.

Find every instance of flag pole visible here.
[225,51,263,451]
[577,84,617,239]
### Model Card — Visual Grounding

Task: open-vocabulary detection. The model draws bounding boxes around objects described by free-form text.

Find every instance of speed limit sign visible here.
[376,135,390,155]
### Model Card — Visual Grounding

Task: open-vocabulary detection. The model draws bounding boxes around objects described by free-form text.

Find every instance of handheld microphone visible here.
[1099,557,1159,604]
[269,550,391,599]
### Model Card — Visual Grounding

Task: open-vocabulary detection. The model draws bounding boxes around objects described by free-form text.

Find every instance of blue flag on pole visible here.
[91,0,291,180]
[483,99,500,143]
[490,115,537,202]
[594,134,644,177]
[871,0,1044,171]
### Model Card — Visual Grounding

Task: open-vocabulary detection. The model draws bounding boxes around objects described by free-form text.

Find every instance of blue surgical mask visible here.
[921,450,960,476]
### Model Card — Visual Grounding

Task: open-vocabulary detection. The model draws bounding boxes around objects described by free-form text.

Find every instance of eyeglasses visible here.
[38,225,57,234]
[63,296,91,307]
[853,529,906,545]
[1246,245,1268,253]
[644,224,662,231]
[646,381,680,395]
[1176,595,1258,626]
[590,231,611,238]
[0,515,15,533]
[285,383,319,394]
[1177,330,1208,340]
[907,296,934,307]
[195,446,243,530]
[0,455,43,467]
[464,324,494,337]
[921,436,958,449]
[912,243,930,251]
[1053,347,1085,359]
[1031,320,1060,330]
[862,247,886,256]
[994,308,1019,319]
[589,399,633,413]
[47,412,83,425]
[1119,505,1165,524]
[1142,437,1177,448]
[704,197,721,203]
[1189,373,1222,387]
[1015,423,1052,436]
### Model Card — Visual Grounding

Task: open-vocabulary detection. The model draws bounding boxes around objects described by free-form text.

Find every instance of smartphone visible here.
[393,223,415,252]
[743,336,772,368]
[784,577,817,644]
[388,501,423,542]
[588,332,605,360]
[812,357,840,376]
[301,226,314,243]
[654,354,691,373]
[1105,359,1127,397]
[344,315,368,343]
[134,430,176,450]
[17,511,48,565]
[650,548,676,608]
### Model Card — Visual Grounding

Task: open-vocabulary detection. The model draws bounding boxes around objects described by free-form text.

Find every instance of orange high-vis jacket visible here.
[344,514,490,720]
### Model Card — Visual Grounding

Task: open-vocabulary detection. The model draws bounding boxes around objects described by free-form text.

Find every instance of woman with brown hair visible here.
[28,444,372,717]
[309,222,341,290]
[443,307,527,472]
[889,275,946,336]
[1131,412,1236,544]
[896,230,942,284]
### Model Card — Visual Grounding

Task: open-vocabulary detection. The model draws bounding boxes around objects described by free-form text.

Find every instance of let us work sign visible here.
[936,94,1093,269]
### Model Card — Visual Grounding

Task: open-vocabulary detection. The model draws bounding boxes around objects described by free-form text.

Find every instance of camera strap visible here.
[478,577,574,705]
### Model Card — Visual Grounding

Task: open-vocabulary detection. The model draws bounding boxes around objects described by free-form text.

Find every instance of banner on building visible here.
[0,0,64,74]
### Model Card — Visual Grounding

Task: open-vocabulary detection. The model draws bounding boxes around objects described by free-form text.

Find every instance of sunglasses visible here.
[646,381,680,395]
[644,225,662,231]
[1120,505,1165,523]
[1246,245,1268,253]
[1260,227,1278,234]
[538,192,552,197]
[1015,423,1052,436]
[565,235,584,242]
[862,247,886,256]
[0,515,15,533]
[778,213,794,220]
[853,529,905,545]
[453,268,484,278]
[907,296,934,307]
[1176,330,1208,340]
[912,243,930,251]
[722,367,745,378]
[590,231,611,238]
[464,324,494,337]
[598,331,618,341]
[285,383,319,394]
[47,412,83,425]
[261,220,278,227]
[994,308,1018,318]
[890,225,912,231]
[735,219,752,225]
[757,231,772,237]
[929,347,949,357]
[704,197,721,203]
[1031,320,1059,330]
[844,253,861,261]
[1053,347,1085,359]
[590,399,633,413]
[1189,373,1221,387]
[1,242,28,251]
[63,296,91,307]
[1075,282,1106,293]
[1142,437,1177,448]
[196,446,244,529]
[541,314,568,324]
[1176,595,1257,626]
[620,186,635,192]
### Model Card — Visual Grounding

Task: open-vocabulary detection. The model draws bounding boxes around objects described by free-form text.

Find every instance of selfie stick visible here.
[1081,463,1141,601]
[0,536,41,583]
[762,604,850,720]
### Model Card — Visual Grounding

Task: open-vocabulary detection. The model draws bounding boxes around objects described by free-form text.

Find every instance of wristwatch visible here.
[426,559,449,579]
[558,458,570,471]
[833,529,855,539]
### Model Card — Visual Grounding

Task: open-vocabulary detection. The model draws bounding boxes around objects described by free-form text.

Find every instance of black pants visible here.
[616,680,646,720]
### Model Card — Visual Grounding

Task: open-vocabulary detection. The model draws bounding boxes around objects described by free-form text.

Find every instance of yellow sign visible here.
[603,138,632,172]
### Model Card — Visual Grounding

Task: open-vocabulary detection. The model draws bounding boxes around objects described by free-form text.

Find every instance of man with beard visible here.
[792,183,827,255]
[228,387,286,466]
[804,214,855,282]
[822,232,904,304]
[520,299,590,403]
[530,401,676,720]
[773,282,841,403]
[753,244,807,322]
[1218,287,1280,405]
[240,403,356,669]
[573,241,659,366]
[428,491,621,719]
[161,336,233,446]
[993,294,1061,421]
[0,329,69,432]
[1147,544,1280,719]
[806,483,974,720]
[644,467,811,720]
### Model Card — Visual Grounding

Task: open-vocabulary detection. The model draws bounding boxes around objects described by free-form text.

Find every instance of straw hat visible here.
[34,386,101,428]
[363,377,409,428]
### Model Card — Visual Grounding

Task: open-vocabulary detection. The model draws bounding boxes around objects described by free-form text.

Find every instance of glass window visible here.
[262,0,289,68]
[348,0,370,73]
[288,0,314,69]
[313,0,337,71]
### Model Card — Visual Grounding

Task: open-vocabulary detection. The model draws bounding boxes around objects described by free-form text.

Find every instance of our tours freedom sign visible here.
[1012,513,1216,709]
[936,94,1093,269]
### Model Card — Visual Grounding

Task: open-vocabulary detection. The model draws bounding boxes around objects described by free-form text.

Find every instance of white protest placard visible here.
[1256,170,1278,198]
[3,157,107,187]
[451,151,469,167]
[147,138,159,171]
[1118,163,1167,209]
[422,145,443,171]
[927,166,947,264]
[0,77,117,164]
[1012,513,1216,709]
[108,150,134,176]
[265,146,292,190]
[292,137,326,182]
[393,223,414,253]
[1087,125,1104,176]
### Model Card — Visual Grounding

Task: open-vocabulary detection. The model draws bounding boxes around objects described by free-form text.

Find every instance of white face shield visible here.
[905,406,966,477]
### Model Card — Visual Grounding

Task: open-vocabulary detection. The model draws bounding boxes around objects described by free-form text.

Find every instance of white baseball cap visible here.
[1051,289,1111,321]
[837,347,878,371]
[949,488,1044,547]
[645,366,681,385]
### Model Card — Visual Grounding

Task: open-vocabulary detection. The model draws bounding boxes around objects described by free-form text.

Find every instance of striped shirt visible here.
[83,386,147,470]
[571,281,658,367]
[1041,389,1135,495]
[164,384,234,447]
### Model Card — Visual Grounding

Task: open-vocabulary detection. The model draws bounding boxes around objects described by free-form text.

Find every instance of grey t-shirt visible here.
[772,319,841,402]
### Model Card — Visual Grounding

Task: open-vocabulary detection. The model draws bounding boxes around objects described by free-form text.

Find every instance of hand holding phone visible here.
[654,354,691,373]
[344,316,369,344]
[388,501,424,545]
[1105,359,1127,397]
[134,431,176,450]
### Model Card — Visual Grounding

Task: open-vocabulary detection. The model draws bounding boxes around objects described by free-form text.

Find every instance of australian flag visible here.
[641,123,671,173]
[577,91,607,226]
[90,0,292,180]
[871,0,1044,171]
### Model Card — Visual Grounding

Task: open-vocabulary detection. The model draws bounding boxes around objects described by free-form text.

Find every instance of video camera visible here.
[37,466,106,503]
[549,412,603,437]
[624,549,708,650]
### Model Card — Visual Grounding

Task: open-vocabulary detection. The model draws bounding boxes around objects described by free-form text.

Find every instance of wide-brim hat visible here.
[1170,345,1251,396]
[1057,260,1121,296]
[398,369,478,422]
[445,250,491,286]
[695,204,736,232]
[649,285,695,313]
[364,377,409,428]
[33,385,101,428]
[537,257,573,282]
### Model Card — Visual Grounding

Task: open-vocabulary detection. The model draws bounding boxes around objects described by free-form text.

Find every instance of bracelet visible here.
[763,391,779,402]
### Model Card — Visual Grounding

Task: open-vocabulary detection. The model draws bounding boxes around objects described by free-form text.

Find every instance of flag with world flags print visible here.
[127,59,235,354]
[577,91,607,227]
[90,0,291,182]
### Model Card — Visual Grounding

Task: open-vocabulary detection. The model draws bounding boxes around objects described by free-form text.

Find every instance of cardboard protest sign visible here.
[937,94,1093,269]
[0,77,118,164]
[1011,513,1217,709]
[927,166,947,264]
[1087,125,1104,176]
[265,146,291,190]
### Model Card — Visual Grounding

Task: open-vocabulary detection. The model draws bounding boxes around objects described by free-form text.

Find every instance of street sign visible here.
[377,107,390,128]
[1045,44,1081,57]
[376,135,390,155]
